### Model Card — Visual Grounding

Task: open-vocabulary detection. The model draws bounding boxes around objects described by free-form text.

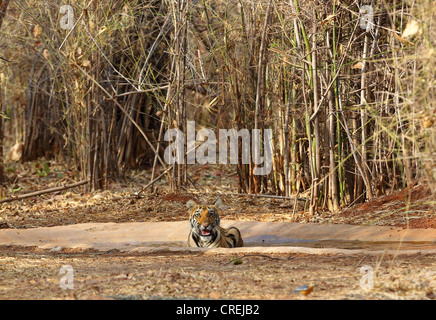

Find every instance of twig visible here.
[136,166,173,196]
[225,193,307,202]
[226,254,288,264]
[0,180,89,204]
[70,60,168,171]
[355,254,368,268]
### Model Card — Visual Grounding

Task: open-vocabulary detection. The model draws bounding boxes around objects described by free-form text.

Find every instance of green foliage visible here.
[34,162,50,177]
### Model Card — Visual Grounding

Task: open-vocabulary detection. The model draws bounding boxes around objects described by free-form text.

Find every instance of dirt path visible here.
[1,220,435,251]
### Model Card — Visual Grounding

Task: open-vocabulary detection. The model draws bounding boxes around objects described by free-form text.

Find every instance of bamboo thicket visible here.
[0,0,434,210]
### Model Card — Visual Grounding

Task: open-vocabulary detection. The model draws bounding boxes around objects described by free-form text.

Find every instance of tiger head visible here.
[187,198,222,241]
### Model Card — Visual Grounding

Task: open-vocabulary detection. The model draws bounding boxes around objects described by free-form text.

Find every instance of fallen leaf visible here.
[33,25,42,39]
[321,14,336,26]
[43,49,49,60]
[338,43,344,56]
[81,60,91,68]
[352,62,364,70]
[421,115,435,128]
[402,20,420,39]
[113,273,128,280]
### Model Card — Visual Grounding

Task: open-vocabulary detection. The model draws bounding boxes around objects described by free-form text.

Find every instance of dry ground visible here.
[0,247,434,300]
[0,161,435,300]
[0,162,434,230]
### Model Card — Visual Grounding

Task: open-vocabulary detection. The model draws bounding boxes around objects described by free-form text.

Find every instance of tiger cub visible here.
[187,198,243,248]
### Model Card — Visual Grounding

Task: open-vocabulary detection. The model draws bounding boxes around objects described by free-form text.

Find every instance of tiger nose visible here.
[202,222,209,228]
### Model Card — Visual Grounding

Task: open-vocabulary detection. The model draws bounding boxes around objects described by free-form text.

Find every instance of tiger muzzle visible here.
[199,224,213,237]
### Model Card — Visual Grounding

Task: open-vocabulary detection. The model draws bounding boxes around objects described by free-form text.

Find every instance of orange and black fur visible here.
[187,198,243,248]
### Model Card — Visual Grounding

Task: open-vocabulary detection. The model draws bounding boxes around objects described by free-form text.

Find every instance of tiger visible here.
[187,198,243,248]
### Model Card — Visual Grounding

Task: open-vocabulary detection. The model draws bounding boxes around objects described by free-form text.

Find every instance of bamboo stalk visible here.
[283,81,292,197]
[253,0,272,193]
[359,21,371,200]
[337,93,373,199]
[311,17,320,212]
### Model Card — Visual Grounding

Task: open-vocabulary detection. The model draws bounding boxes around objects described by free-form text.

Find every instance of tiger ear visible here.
[213,197,223,208]
[186,200,197,210]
